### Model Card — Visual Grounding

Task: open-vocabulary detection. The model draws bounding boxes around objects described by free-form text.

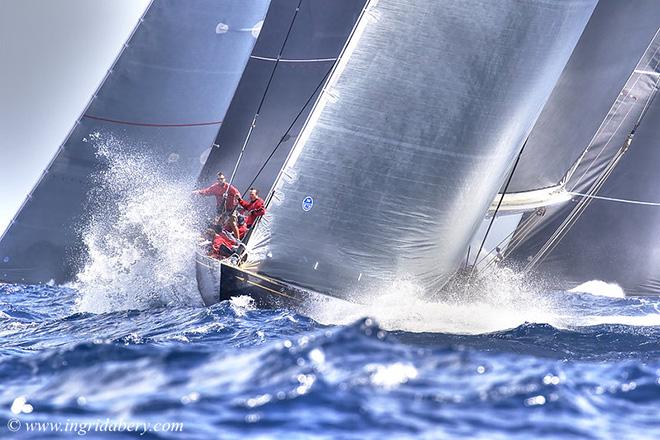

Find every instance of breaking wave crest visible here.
[73,135,204,313]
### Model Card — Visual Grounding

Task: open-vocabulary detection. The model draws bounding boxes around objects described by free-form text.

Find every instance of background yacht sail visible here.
[198,0,366,195]
[0,0,271,284]
[247,0,597,297]
[505,32,660,294]
[470,0,660,270]
[506,0,660,195]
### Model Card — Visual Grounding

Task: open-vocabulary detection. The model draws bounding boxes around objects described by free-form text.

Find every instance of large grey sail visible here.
[0,0,270,284]
[472,0,660,270]
[505,30,660,294]
[198,0,366,195]
[247,0,597,296]
[506,0,660,194]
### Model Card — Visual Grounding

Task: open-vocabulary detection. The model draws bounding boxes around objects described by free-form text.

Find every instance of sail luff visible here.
[0,0,156,245]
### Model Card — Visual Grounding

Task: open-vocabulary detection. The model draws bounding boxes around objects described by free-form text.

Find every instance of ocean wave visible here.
[2,284,659,439]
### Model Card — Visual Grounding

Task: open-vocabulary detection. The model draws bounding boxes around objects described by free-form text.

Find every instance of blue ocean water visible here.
[0,282,659,439]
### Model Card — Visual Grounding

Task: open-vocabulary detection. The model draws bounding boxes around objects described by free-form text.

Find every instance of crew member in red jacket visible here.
[238,187,266,228]
[210,213,248,258]
[193,171,240,215]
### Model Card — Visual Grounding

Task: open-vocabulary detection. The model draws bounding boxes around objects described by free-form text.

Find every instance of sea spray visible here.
[74,135,205,313]
[306,267,561,334]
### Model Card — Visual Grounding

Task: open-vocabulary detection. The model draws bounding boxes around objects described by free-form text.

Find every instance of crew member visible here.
[238,187,266,228]
[193,171,240,215]
[236,215,248,240]
[211,213,247,258]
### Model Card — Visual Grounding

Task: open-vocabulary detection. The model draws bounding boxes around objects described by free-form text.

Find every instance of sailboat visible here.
[461,0,660,294]
[4,0,660,307]
[195,0,599,308]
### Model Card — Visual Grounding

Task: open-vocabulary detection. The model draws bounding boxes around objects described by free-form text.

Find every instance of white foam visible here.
[306,269,660,334]
[569,280,625,298]
[308,268,560,334]
[74,137,204,313]
[229,295,256,317]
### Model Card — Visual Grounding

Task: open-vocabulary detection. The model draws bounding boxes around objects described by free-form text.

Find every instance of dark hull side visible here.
[195,251,349,311]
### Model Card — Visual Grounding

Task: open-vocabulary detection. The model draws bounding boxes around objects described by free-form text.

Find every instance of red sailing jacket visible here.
[211,224,247,257]
[212,233,236,256]
[198,182,240,212]
[239,197,266,227]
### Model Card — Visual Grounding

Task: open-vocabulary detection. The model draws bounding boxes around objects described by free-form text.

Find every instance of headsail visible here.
[0,0,271,284]
[247,0,597,296]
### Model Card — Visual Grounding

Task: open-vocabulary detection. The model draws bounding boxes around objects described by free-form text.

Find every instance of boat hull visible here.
[195,251,349,311]
[195,251,223,306]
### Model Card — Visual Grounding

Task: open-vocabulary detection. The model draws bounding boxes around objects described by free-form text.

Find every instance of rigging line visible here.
[258,0,373,216]
[525,149,624,271]
[243,64,334,196]
[225,0,304,193]
[568,192,660,207]
[469,136,529,277]
[475,194,559,269]
[475,218,523,270]
[500,211,546,259]
[530,137,633,267]
[479,209,545,276]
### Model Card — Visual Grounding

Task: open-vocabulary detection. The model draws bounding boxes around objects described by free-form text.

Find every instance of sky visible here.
[0,0,150,235]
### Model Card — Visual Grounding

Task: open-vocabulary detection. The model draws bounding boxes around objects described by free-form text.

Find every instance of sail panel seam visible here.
[250,55,337,63]
[83,114,223,128]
